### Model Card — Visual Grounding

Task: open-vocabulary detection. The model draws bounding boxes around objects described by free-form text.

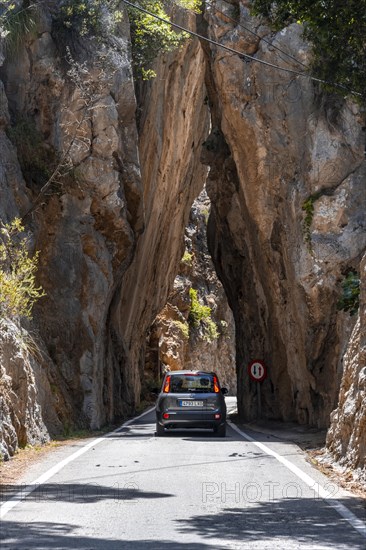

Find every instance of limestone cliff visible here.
[0,0,143,452]
[201,1,365,428]
[326,254,365,480]
[0,319,65,460]
[109,28,209,409]
[0,2,209,457]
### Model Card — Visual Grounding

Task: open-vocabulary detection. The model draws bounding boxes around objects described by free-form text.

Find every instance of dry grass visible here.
[306,448,366,500]
[0,441,64,486]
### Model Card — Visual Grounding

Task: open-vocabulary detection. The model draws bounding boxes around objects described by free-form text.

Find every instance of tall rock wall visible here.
[0,3,209,456]
[201,1,365,427]
[326,254,366,479]
[0,1,143,453]
[110,31,210,402]
[0,319,65,460]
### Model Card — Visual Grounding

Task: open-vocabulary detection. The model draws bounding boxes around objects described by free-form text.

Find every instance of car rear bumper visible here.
[156,410,226,430]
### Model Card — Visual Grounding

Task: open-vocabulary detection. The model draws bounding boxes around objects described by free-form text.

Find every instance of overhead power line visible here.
[121,0,362,98]
[214,2,308,69]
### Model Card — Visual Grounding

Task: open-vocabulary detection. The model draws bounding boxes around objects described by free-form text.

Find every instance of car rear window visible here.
[169,374,215,393]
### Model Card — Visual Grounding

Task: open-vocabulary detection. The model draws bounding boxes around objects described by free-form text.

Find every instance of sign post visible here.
[248,360,267,418]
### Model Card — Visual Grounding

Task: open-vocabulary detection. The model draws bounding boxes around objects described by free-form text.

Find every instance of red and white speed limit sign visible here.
[248,360,267,382]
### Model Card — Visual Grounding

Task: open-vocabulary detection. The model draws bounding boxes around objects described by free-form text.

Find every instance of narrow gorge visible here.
[0,0,364,480]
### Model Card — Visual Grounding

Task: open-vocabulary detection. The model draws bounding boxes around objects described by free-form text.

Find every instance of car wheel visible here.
[215,424,226,437]
[156,422,165,437]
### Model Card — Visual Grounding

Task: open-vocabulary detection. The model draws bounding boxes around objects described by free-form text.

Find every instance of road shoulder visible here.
[229,416,365,500]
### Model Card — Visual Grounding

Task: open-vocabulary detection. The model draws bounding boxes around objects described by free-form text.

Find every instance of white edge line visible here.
[228,420,366,539]
[0,406,155,519]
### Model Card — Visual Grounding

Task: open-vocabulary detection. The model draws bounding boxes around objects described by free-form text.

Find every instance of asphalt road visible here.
[0,398,365,549]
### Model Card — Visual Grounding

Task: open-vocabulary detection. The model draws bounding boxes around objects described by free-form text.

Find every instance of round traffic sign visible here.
[248,360,267,382]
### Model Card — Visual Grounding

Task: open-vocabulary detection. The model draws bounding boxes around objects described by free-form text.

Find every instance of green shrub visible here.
[301,192,322,251]
[172,320,189,339]
[202,317,219,343]
[0,1,39,55]
[128,1,190,79]
[337,271,360,316]
[302,197,315,248]
[181,250,193,266]
[175,0,202,10]
[56,0,114,38]
[251,0,366,104]
[0,218,45,319]
[201,208,210,224]
[188,288,211,327]
[188,287,219,342]
[55,1,201,79]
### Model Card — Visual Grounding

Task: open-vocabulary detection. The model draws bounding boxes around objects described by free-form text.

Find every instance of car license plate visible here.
[179,400,204,407]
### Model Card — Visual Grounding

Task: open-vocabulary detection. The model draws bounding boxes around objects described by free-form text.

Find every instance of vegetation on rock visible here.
[1,0,201,79]
[172,319,190,339]
[126,0,202,79]
[188,287,211,326]
[337,271,360,316]
[188,287,219,343]
[0,218,45,319]
[301,193,321,251]
[251,0,366,103]
[181,250,193,266]
[0,1,38,54]
[54,0,201,78]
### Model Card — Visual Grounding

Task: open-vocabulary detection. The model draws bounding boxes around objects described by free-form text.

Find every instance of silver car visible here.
[155,370,228,437]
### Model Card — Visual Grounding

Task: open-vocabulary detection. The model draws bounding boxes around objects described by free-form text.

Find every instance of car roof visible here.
[164,370,216,376]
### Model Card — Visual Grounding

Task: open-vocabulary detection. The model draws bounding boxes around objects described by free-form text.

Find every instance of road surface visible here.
[1,398,365,549]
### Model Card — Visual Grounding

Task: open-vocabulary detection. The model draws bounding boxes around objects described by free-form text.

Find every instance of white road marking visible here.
[0,407,155,519]
[228,420,366,539]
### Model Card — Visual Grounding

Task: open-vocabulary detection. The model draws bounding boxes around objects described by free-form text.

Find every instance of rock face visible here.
[109,32,210,407]
[146,189,236,394]
[201,2,365,427]
[0,3,209,456]
[0,319,64,460]
[0,0,143,455]
[326,254,366,479]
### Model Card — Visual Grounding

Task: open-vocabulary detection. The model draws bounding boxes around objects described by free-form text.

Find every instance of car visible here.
[155,370,228,437]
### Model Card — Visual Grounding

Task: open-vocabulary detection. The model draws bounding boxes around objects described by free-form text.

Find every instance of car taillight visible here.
[215,414,221,419]
[163,375,171,393]
[163,413,170,419]
[213,375,220,393]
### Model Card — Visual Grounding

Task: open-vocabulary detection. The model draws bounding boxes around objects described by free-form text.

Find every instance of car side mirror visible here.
[221,387,228,395]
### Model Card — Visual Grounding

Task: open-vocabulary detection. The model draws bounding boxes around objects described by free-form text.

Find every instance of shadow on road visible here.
[1,496,364,549]
[0,484,174,505]
[108,416,327,448]
[175,496,366,549]
[0,521,225,549]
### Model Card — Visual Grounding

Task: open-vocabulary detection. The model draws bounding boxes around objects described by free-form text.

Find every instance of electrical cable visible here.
[121,0,362,98]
